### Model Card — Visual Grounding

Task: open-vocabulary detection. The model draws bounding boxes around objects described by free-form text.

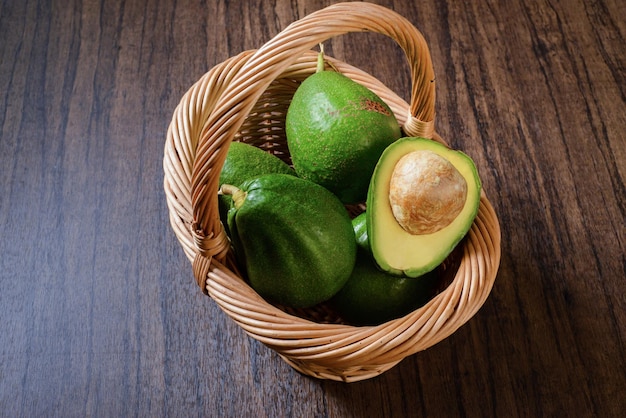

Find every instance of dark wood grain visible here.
[1,0,624,416]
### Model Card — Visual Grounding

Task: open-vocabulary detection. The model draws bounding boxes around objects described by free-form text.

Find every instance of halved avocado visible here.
[366,137,481,277]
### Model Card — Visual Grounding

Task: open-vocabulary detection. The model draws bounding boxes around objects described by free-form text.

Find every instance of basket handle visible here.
[190,2,436,270]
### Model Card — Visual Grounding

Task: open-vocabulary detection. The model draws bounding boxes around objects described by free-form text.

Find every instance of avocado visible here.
[218,142,296,235]
[366,137,481,277]
[222,173,357,309]
[331,249,439,326]
[351,212,369,252]
[219,141,295,187]
[330,214,440,326]
[285,50,401,204]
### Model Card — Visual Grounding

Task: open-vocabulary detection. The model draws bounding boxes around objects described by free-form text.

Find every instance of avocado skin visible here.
[219,142,295,187]
[286,71,401,204]
[351,212,369,252]
[219,142,296,235]
[330,215,439,326]
[227,174,357,309]
[331,250,439,326]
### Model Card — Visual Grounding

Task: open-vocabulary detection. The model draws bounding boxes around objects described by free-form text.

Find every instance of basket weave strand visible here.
[164,2,501,382]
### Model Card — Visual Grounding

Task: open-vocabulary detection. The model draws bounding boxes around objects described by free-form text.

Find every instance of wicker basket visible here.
[164,2,501,382]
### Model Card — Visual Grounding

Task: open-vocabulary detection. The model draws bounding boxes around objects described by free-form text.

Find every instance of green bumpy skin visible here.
[219,141,295,187]
[226,173,357,309]
[286,71,401,204]
[330,213,440,326]
[218,142,296,235]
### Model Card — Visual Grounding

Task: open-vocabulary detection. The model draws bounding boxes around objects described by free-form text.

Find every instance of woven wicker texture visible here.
[164,2,501,382]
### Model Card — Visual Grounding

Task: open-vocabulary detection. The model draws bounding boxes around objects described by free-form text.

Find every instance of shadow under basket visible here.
[163,2,502,382]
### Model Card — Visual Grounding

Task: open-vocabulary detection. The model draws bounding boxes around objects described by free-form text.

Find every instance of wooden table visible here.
[1,0,624,416]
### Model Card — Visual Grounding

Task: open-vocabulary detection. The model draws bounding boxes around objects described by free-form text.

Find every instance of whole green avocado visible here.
[285,50,401,204]
[331,249,439,326]
[330,213,440,326]
[222,173,357,309]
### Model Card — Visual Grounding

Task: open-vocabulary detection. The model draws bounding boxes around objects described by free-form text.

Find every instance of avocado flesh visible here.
[366,137,481,277]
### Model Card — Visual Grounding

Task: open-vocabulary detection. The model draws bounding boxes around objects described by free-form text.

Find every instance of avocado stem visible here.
[316,43,325,73]
[220,184,247,210]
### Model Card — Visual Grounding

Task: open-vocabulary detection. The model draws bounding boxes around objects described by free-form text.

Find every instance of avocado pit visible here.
[389,150,467,235]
